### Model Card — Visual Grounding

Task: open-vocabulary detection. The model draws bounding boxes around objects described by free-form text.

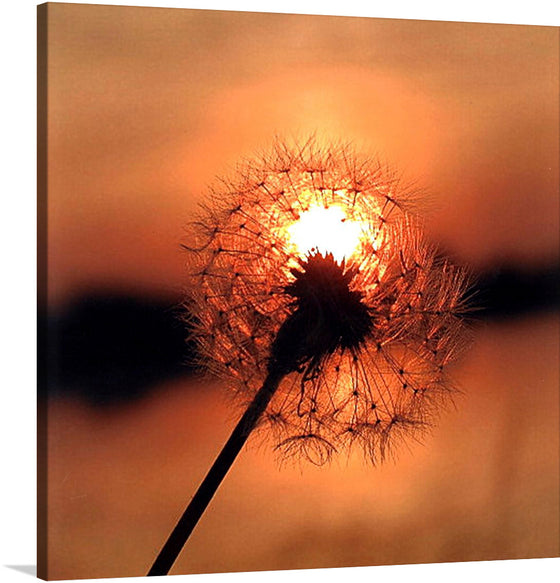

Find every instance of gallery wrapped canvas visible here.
[37,2,559,580]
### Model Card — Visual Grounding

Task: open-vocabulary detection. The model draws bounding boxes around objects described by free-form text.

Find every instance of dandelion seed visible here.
[148,138,471,575]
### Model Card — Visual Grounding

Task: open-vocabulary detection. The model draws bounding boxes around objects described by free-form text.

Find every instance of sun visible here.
[287,204,365,262]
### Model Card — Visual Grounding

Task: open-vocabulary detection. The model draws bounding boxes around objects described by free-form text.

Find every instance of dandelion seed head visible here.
[185,138,471,465]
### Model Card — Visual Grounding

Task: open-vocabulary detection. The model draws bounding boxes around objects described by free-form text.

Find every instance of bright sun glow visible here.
[287,205,365,262]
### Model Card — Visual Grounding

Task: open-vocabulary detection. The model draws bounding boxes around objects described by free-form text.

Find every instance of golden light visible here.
[287,204,365,262]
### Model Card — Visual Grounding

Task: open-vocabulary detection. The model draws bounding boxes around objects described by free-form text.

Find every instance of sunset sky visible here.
[40,4,559,580]
[45,3,558,306]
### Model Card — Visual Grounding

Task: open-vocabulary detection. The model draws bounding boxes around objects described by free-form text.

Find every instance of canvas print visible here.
[37,3,559,580]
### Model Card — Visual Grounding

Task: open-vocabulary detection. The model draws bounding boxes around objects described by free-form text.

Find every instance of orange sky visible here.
[45,4,559,306]
[41,5,559,579]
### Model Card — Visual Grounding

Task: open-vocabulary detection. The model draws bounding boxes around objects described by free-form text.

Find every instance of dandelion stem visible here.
[147,366,286,576]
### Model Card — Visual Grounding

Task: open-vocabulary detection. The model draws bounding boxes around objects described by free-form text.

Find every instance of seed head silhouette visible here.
[148,138,471,576]
[188,138,470,463]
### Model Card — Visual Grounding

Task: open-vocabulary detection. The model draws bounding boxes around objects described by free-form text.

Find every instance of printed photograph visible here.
[37,3,559,580]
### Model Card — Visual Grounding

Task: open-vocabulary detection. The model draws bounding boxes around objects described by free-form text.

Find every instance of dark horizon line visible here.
[38,261,560,408]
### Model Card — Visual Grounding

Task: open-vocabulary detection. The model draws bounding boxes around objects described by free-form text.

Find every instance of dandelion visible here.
[148,138,471,575]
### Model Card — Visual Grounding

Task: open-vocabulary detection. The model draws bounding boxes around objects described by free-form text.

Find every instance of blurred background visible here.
[39,4,559,579]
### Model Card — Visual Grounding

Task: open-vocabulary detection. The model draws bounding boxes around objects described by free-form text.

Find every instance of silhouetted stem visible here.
[147,367,285,576]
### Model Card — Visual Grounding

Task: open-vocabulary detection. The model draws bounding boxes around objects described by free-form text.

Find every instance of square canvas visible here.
[37,2,560,580]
